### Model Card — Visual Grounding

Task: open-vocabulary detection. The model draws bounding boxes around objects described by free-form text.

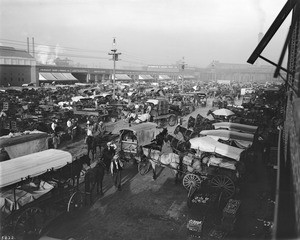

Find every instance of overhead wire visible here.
[0,38,181,66]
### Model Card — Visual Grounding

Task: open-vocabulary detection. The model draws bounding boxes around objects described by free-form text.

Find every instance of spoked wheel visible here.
[14,207,45,240]
[183,174,202,191]
[210,175,235,200]
[138,160,151,175]
[67,191,84,213]
[168,114,177,126]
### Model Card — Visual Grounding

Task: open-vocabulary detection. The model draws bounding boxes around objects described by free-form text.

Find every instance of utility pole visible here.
[180,57,187,92]
[108,37,121,100]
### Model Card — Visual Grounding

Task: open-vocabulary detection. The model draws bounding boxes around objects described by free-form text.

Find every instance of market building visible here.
[0,46,36,87]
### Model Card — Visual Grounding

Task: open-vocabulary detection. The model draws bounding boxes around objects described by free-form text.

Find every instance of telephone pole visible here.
[108,38,121,100]
[180,57,187,92]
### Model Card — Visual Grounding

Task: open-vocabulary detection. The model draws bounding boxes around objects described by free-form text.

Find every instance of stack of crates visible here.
[187,219,203,238]
[157,99,169,116]
[220,199,241,231]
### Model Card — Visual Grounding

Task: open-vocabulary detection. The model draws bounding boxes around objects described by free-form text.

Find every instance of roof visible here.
[0,149,72,188]
[0,46,34,59]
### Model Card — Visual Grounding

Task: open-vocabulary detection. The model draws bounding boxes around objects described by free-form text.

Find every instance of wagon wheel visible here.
[138,160,151,175]
[210,175,235,199]
[67,191,84,212]
[183,174,202,192]
[14,207,45,240]
[168,114,177,127]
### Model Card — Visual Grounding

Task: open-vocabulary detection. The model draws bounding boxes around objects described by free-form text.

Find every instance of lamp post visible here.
[108,38,121,100]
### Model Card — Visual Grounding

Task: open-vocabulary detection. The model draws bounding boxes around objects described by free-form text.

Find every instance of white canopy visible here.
[200,129,254,142]
[146,99,159,105]
[213,122,258,134]
[0,149,72,188]
[212,108,235,116]
[189,136,244,161]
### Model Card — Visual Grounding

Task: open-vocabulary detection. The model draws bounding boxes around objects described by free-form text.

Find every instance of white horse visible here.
[142,147,180,180]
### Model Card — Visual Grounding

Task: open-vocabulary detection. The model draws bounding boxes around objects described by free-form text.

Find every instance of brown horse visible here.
[84,160,106,204]
[174,125,198,141]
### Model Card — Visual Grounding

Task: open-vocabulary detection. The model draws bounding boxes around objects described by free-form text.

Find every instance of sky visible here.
[0,0,291,68]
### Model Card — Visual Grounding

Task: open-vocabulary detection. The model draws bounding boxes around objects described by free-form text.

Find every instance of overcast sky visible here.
[0,0,291,68]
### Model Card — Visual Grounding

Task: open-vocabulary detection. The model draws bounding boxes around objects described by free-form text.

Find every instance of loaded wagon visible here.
[182,135,248,205]
[147,98,178,128]
[0,149,86,240]
[118,122,161,164]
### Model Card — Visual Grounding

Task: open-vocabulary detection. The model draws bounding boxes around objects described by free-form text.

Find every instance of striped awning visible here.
[39,72,78,82]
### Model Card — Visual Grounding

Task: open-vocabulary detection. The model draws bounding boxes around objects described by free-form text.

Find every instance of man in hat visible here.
[110,152,123,191]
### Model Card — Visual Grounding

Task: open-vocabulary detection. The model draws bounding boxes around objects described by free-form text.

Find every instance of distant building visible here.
[195,60,278,83]
[0,46,36,87]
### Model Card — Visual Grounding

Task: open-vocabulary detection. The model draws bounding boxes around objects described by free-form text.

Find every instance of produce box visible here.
[223,199,241,218]
[187,219,203,232]
[208,229,227,239]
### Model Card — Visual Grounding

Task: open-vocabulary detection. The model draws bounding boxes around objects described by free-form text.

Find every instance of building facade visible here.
[0,46,36,87]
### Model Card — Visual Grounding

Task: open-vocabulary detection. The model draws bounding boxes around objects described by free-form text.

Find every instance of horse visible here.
[174,125,198,141]
[86,135,95,159]
[187,116,196,129]
[86,133,118,160]
[141,147,181,181]
[84,160,106,204]
[165,134,191,153]
[43,154,91,188]
[151,127,168,148]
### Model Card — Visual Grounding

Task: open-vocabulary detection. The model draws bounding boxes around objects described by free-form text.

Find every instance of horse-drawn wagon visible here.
[0,149,88,240]
[118,122,160,164]
[147,99,178,128]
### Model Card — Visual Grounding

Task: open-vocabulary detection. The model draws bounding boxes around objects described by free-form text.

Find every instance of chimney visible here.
[27,37,30,53]
[256,32,264,66]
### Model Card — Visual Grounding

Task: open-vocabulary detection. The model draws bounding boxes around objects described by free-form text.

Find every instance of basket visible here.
[187,219,203,232]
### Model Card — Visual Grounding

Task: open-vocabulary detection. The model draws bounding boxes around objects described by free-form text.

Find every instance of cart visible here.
[118,122,161,164]
[0,149,85,240]
[147,99,178,128]
[183,136,245,206]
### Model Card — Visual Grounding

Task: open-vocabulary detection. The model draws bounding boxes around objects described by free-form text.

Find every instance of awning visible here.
[62,73,78,80]
[139,75,154,80]
[40,72,56,81]
[114,74,132,81]
[158,75,171,80]
[0,149,72,188]
[179,75,195,80]
[39,72,78,82]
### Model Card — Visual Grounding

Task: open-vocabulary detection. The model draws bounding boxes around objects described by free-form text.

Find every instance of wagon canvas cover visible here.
[119,122,159,147]
[0,131,49,159]
[200,129,254,148]
[213,122,258,134]
[0,149,72,188]
[189,136,244,161]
